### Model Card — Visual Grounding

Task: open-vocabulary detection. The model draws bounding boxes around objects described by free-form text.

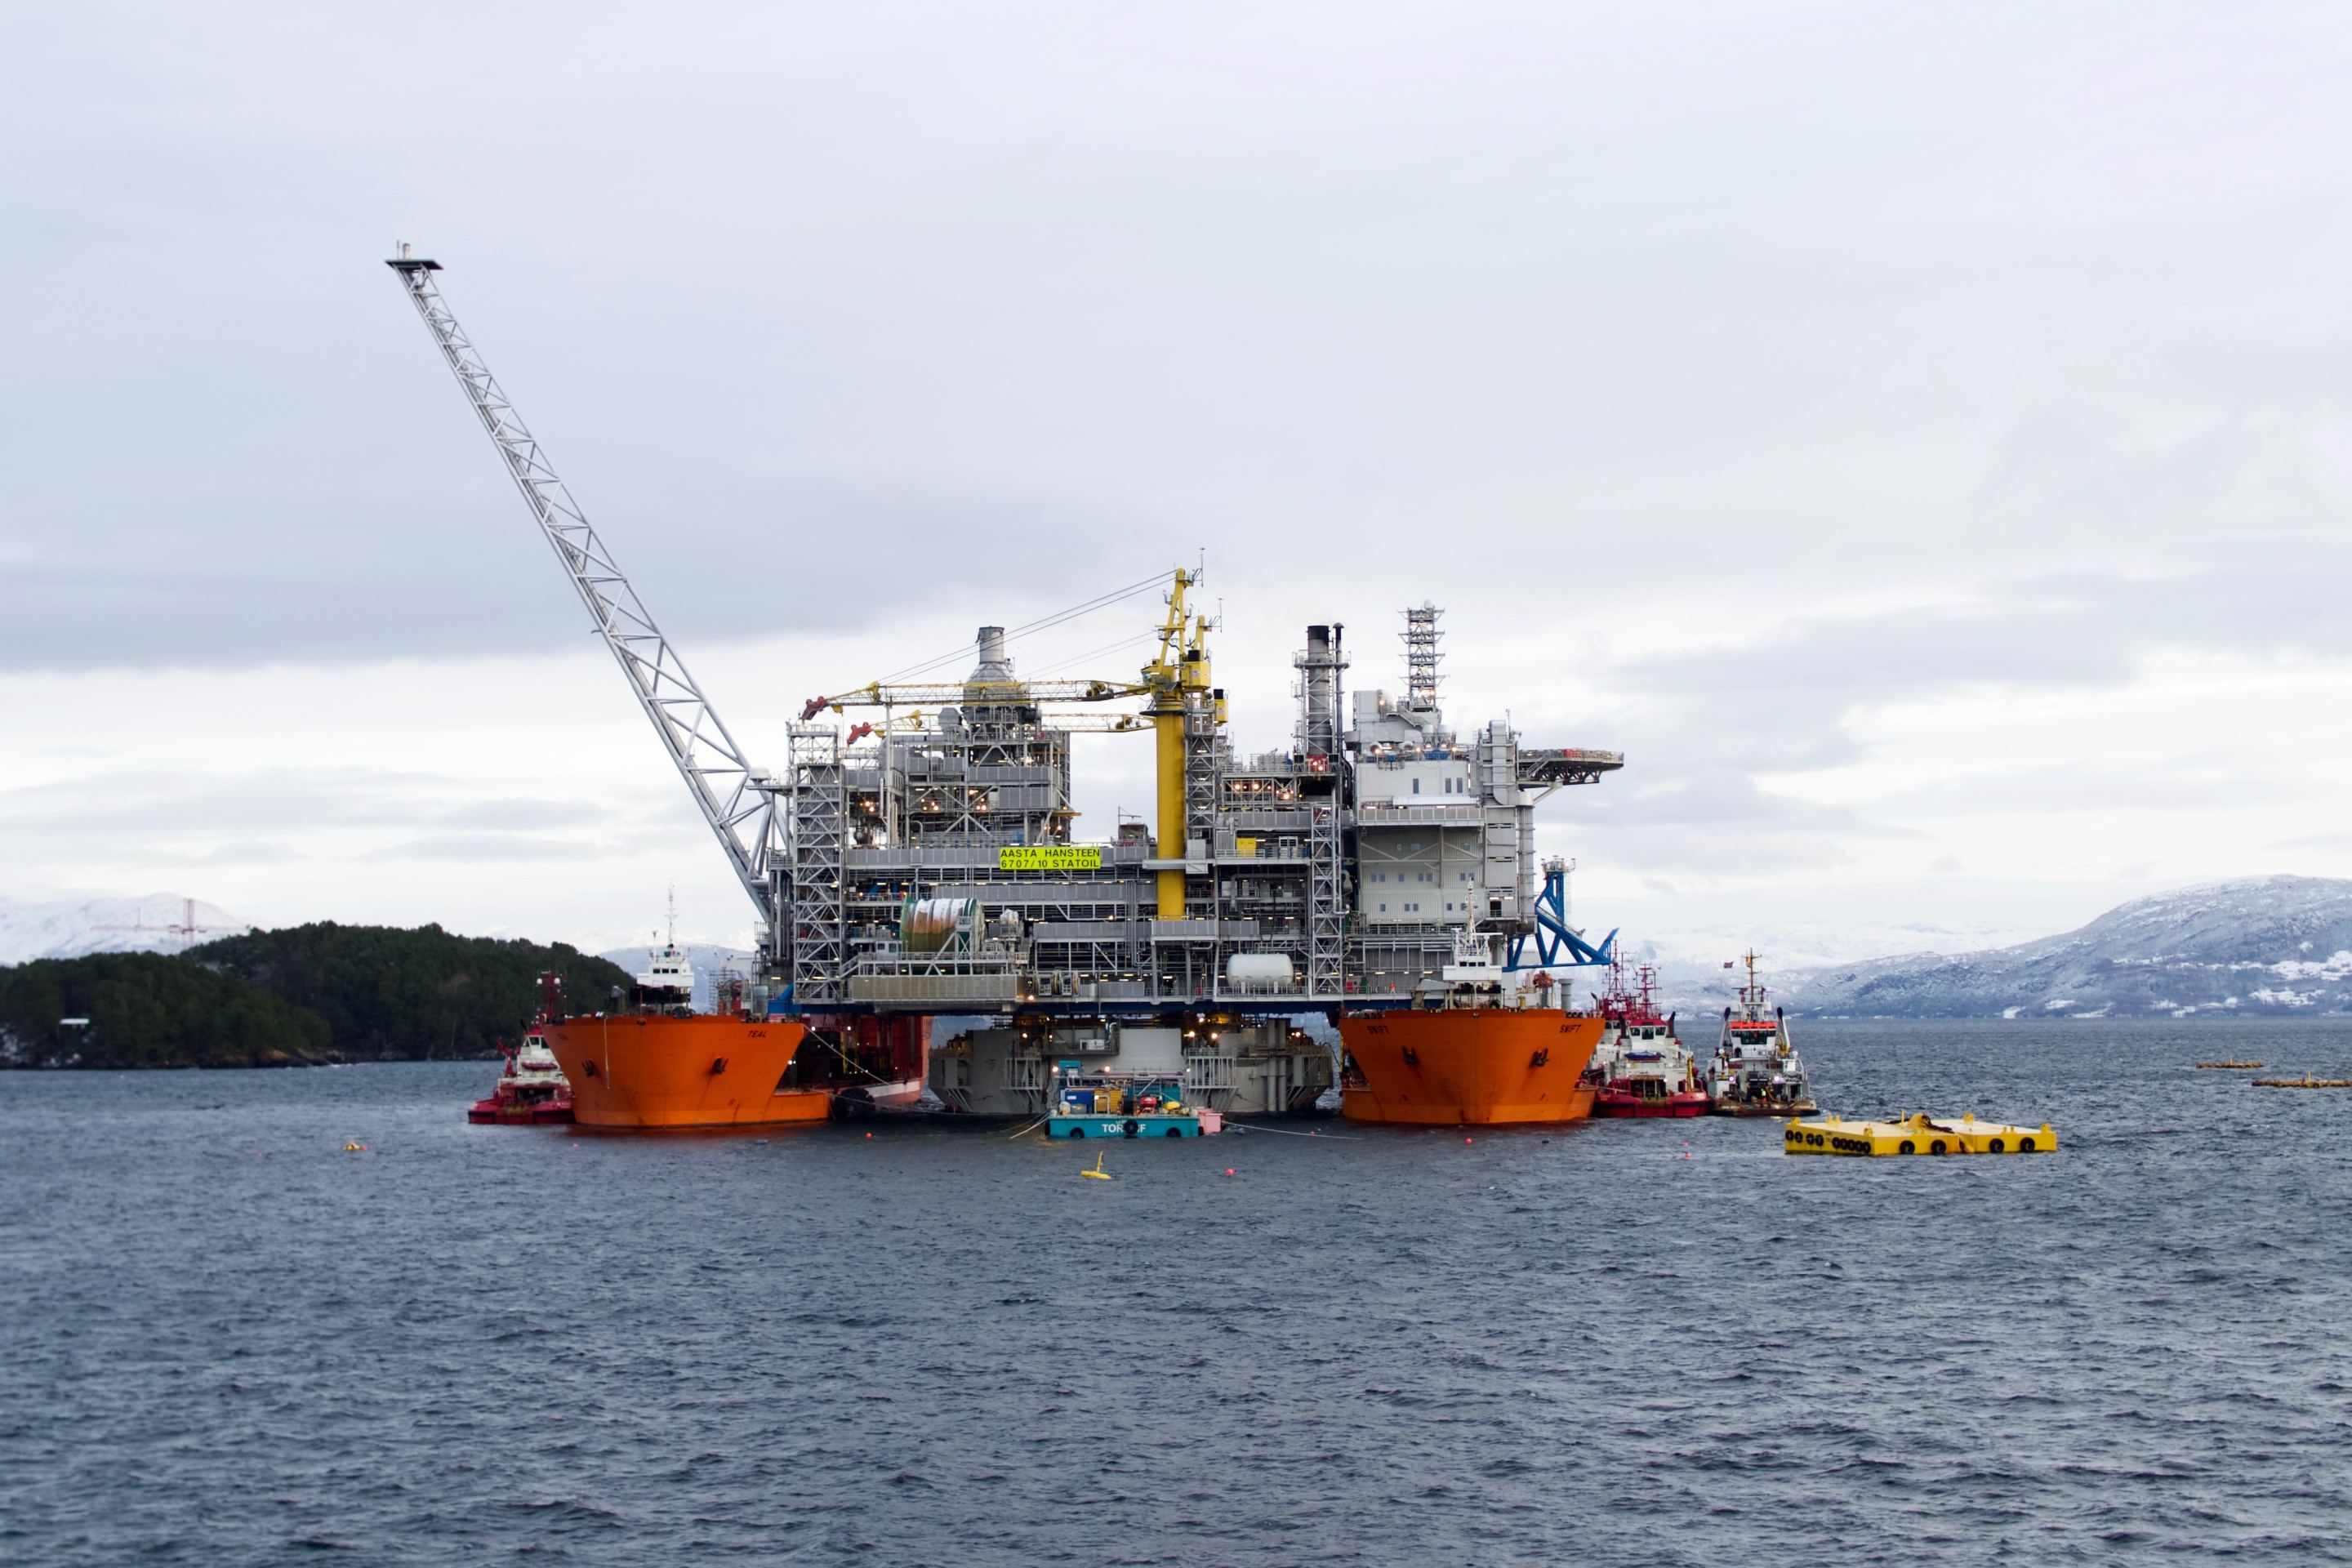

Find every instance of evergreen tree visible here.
[0,953,332,1068]
[189,922,631,1060]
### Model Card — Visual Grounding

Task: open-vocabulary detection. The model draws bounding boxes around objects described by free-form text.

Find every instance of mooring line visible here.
[1223,1121,1363,1140]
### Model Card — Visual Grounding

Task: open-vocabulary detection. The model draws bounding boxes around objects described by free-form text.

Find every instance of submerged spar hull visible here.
[543,1015,826,1129]
[1339,1010,1604,1125]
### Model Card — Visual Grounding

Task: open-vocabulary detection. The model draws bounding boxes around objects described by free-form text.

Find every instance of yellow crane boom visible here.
[803,566,1212,919]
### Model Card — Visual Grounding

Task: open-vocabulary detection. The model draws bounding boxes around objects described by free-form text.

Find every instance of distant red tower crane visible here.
[99,898,241,950]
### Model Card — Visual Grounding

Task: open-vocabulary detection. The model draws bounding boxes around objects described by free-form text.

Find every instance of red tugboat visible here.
[468,975,576,1125]
[1585,959,1708,1119]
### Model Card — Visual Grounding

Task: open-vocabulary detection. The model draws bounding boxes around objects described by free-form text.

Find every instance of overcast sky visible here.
[5,2,2349,960]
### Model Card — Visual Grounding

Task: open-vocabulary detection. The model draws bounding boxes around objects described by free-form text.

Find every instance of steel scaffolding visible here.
[789,725,849,1004]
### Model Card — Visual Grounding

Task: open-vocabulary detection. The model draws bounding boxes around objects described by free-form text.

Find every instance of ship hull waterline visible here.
[1339,1010,1605,1126]
[1592,1092,1709,1120]
[467,1100,573,1125]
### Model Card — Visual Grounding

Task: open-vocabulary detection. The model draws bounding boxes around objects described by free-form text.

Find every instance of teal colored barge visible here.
[1050,1111,1204,1138]
[1045,1069,1221,1138]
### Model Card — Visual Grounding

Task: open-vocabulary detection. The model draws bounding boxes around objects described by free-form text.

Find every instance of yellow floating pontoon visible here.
[1784,1112,2056,1157]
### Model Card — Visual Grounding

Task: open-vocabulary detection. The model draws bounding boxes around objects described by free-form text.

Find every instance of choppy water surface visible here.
[5,1018,2350,1565]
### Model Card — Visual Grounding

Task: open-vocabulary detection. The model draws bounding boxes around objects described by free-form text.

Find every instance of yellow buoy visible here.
[1784,1111,2056,1156]
[1080,1151,1112,1180]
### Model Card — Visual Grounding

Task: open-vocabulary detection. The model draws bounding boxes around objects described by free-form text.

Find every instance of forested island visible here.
[0,924,630,1069]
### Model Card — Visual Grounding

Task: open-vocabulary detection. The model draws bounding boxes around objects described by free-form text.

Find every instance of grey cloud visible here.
[1554,761,1891,879]
[2268,833,2352,854]
[1621,560,2352,712]
[1873,765,2305,818]
[7,5,2352,676]
[1575,823,1857,879]
[359,834,605,864]
[1575,769,1905,836]
[0,769,595,835]
[0,770,667,877]
[1,494,999,675]
[429,797,608,831]
[1588,554,2352,781]
[173,840,305,866]
[131,840,308,868]
[0,768,448,835]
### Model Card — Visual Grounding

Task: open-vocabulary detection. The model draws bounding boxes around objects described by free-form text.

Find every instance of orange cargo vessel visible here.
[541,932,928,1129]
[1340,1008,1603,1125]
[543,1013,827,1129]
[1339,932,1606,1126]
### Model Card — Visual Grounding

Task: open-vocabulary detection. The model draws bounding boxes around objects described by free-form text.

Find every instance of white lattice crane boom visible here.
[800,676,1147,722]
[385,252,777,929]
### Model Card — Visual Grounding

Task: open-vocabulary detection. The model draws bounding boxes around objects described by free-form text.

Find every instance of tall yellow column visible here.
[1154,709,1187,918]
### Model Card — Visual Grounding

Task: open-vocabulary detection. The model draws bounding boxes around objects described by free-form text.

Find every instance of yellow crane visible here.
[802,568,1217,918]
[1142,568,1216,919]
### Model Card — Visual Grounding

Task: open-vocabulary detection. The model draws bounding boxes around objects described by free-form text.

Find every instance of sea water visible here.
[3,1019,2348,1564]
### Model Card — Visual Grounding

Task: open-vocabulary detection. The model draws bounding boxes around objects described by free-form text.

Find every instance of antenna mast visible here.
[385,251,777,929]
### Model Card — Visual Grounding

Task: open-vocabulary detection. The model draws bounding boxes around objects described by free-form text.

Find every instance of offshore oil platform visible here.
[389,251,1623,1125]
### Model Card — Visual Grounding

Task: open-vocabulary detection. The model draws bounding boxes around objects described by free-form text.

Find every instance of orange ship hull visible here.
[1340,1009,1604,1125]
[543,1015,827,1129]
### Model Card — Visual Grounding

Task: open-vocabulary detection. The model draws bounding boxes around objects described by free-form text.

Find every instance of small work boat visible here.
[1706,951,1816,1116]
[1585,960,1707,1118]
[468,1026,575,1125]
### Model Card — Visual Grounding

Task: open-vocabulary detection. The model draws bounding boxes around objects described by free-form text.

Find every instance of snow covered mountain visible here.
[1628,912,2049,1014]
[0,893,253,967]
[1778,875,2352,1018]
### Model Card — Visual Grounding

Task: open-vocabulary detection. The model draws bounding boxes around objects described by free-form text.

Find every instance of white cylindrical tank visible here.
[901,897,977,954]
[1225,953,1296,992]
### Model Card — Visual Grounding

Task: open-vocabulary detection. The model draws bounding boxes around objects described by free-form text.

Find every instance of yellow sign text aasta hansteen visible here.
[997,846,1104,871]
